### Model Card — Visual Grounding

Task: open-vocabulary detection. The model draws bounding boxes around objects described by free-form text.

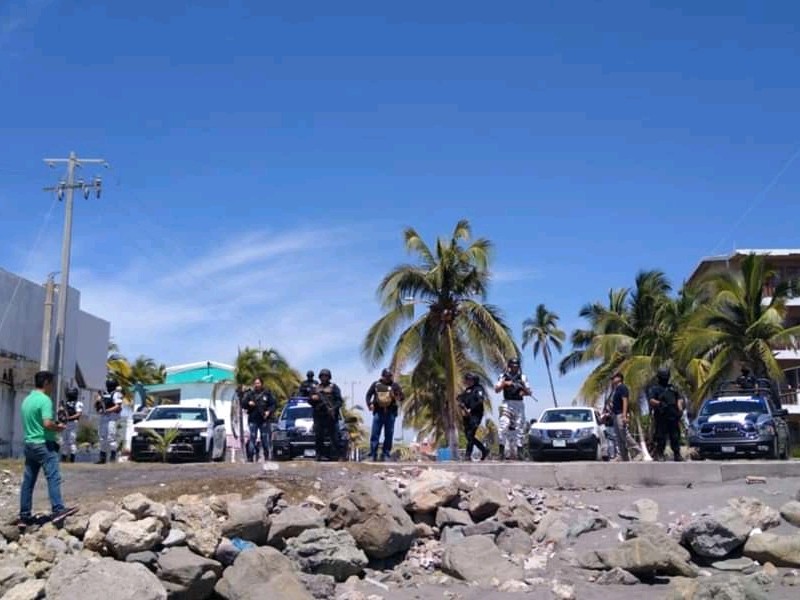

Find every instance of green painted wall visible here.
[165,366,234,384]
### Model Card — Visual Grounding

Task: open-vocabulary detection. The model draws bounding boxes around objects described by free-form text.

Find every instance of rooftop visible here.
[687,249,800,284]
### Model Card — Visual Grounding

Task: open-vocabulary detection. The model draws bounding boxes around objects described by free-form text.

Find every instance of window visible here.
[147,407,207,422]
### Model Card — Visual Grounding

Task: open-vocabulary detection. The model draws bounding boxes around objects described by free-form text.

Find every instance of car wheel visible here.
[205,440,214,462]
[530,450,543,462]
[213,440,226,462]
[594,440,603,461]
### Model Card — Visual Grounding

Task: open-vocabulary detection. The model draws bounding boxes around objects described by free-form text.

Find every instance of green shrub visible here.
[76,422,99,446]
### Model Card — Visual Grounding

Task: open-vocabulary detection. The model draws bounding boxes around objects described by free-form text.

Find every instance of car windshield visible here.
[147,406,207,421]
[283,406,313,422]
[700,399,767,416]
[540,410,593,423]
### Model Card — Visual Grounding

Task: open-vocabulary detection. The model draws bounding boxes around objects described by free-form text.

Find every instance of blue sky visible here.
[3,0,800,424]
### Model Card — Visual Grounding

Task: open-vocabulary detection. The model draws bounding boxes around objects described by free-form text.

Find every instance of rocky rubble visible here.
[0,469,799,599]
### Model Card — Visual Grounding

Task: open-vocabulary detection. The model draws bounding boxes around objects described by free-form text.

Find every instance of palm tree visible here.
[234,347,302,409]
[677,253,800,405]
[129,356,167,385]
[361,219,518,455]
[522,304,565,406]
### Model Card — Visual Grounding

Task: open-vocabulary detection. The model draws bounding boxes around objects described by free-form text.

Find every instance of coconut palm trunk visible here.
[543,352,559,407]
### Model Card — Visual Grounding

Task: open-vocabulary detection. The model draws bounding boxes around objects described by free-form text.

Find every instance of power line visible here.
[709,144,800,257]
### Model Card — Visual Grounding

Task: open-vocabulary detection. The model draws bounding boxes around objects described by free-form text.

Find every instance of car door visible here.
[209,408,225,458]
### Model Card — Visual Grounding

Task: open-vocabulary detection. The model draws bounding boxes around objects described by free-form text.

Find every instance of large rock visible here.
[172,496,222,558]
[624,522,691,563]
[435,507,474,529]
[680,507,751,559]
[619,499,659,523]
[441,535,524,584]
[466,480,508,521]
[743,532,800,567]
[579,537,698,578]
[83,510,121,552]
[105,517,166,560]
[780,501,800,527]
[2,579,45,600]
[214,546,312,600]
[220,499,271,546]
[326,478,415,559]
[267,506,325,550]
[121,493,171,527]
[667,573,771,600]
[401,469,460,514]
[157,546,223,600]
[45,555,167,600]
[284,528,368,582]
[0,567,31,596]
[495,497,539,533]
[727,497,781,530]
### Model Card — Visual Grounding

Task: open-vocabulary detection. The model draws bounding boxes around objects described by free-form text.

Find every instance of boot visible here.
[110,451,117,463]
[498,445,505,460]
[96,452,107,464]
[61,454,68,463]
[69,454,76,463]
[481,447,489,461]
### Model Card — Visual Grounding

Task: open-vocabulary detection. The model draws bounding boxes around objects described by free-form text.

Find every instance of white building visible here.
[0,268,110,457]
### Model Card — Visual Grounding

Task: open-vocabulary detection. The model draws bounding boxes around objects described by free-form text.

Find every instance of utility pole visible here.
[43,152,107,411]
[40,272,58,370]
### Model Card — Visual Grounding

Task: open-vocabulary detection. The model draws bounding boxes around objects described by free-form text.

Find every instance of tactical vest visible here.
[101,392,116,411]
[64,397,79,417]
[374,382,395,408]
[502,372,525,401]
[315,384,336,415]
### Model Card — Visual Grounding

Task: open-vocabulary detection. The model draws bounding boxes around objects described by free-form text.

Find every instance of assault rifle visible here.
[310,385,336,419]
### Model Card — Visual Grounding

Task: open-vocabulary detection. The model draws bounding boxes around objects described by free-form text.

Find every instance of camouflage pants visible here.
[61,421,78,455]
[498,400,525,457]
[99,416,119,454]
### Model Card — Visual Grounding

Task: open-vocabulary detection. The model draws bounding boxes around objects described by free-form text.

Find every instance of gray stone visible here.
[267,506,324,549]
[496,528,532,556]
[579,536,698,578]
[171,498,221,559]
[619,498,659,523]
[220,500,271,546]
[466,480,508,521]
[568,515,609,539]
[401,469,460,514]
[595,567,639,585]
[441,535,523,585]
[711,557,759,573]
[214,546,312,600]
[298,573,336,600]
[1,579,45,600]
[0,566,31,597]
[435,507,473,529]
[125,551,158,570]
[681,507,751,559]
[728,497,782,531]
[463,519,504,538]
[105,517,165,560]
[284,528,368,582]
[45,555,167,600]
[743,533,800,568]
[326,478,415,560]
[157,546,222,600]
[440,526,465,545]
[780,501,800,527]
[163,528,187,547]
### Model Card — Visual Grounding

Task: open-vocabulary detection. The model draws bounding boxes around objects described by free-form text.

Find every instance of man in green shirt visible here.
[18,370,71,529]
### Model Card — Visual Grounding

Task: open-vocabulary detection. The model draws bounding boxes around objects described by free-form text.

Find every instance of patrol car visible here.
[688,379,791,459]
[271,397,350,460]
[130,404,227,462]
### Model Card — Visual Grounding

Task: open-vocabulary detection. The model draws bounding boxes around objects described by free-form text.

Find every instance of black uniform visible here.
[298,375,318,398]
[459,382,489,460]
[310,381,343,460]
[649,379,684,461]
[244,388,277,461]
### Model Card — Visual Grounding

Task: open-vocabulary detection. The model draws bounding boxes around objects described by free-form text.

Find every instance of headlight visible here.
[272,430,288,441]
[576,427,594,438]
[758,422,775,436]
[529,429,542,438]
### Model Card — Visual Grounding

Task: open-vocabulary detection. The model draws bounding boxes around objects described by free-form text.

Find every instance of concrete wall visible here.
[0,268,110,457]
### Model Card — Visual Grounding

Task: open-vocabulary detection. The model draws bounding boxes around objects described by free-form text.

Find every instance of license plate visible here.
[303,449,316,457]
[721,446,736,453]
[552,439,567,448]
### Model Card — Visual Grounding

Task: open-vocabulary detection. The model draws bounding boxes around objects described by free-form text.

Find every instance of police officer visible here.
[459,373,489,461]
[96,379,123,464]
[309,369,343,461]
[60,387,83,463]
[494,358,532,460]
[244,377,277,462]
[648,367,685,462]
[298,370,318,398]
[365,368,404,461]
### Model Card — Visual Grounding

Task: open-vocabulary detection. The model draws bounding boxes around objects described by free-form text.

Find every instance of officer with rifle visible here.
[59,387,83,463]
[648,367,685,462]
[494,357,532,460]
[298,370,318,398]
[244,377,277,462]
[309,369,343,461]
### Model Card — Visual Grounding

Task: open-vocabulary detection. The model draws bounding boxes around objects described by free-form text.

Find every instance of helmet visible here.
[306,370,315,378]
[105,378,117,393]
[319,369,332,378]
[657,367,670,382]
[507,358,520,367]
[381,368,393,379]
[463,372,478,382]
[65,387,79,400]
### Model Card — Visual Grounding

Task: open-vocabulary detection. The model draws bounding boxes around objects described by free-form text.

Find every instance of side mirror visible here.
[214,418,225,427]
[132,414,145,424]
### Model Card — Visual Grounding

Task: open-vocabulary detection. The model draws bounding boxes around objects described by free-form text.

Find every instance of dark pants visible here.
[314,413,339,460]
[463,417,487,459]
[247,421,272,461]
[654,418,682,461]
[370,409,396,460]
[612,414,630,461]
[20,441,65,519]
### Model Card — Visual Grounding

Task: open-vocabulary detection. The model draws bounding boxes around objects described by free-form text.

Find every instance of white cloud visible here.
[491,267,539,284]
